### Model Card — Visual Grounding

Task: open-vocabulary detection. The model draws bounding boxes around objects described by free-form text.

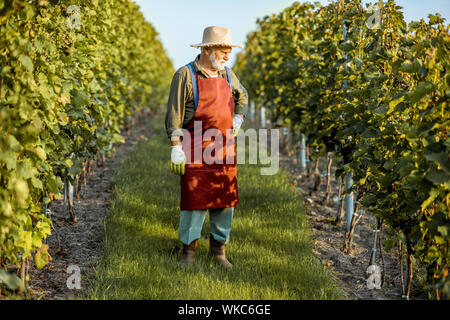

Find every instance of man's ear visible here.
[203,46,213,56]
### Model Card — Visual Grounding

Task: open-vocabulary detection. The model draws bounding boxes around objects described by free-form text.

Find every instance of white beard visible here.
[209,50,226,71]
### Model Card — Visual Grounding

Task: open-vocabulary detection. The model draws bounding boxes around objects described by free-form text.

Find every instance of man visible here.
[165,26,248,269]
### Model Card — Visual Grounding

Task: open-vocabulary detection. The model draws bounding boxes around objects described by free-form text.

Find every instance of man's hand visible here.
[233,114,244,137]
[169,143,185,175]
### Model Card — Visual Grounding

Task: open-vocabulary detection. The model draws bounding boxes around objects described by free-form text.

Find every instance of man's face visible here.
[207,46,232,71]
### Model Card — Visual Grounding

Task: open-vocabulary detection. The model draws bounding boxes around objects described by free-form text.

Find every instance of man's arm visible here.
[229,69,249,118]
[165,70,188,145]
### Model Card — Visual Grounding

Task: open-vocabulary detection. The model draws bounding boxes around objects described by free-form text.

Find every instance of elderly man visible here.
[165,26,248,268]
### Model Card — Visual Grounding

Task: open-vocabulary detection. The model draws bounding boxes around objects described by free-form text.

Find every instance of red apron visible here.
[180,70,239,210]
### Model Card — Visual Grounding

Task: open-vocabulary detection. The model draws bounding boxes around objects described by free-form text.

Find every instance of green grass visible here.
[83,116,346,300]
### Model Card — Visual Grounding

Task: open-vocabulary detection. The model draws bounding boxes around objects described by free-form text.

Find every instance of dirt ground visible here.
[6,113,426,300]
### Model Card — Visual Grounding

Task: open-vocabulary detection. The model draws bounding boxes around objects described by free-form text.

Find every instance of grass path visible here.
[84,116,345,299]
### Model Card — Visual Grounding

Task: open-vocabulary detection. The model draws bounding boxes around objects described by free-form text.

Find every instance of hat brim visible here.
[190,42,243,49]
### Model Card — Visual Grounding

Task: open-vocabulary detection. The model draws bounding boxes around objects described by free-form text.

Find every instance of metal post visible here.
[335,176,342,209]
[371,219,378,264]
[342,18,354,232]
[63,177,66,210]
[68,174,74,203]
[260,106,266,128]
[249,101,255,121]
[343,19,348,88]
[299,133,307,171]
[345,171,354,232]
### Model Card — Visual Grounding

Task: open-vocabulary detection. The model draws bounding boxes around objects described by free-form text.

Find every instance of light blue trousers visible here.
[178,207,234,245]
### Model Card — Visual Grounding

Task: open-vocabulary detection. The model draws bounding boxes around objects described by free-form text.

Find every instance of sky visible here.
[133,0,450,70]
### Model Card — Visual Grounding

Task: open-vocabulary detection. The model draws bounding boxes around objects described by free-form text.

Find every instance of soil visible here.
[20,110,155,300]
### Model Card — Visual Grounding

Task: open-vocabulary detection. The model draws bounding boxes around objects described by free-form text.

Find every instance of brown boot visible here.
[209,235,233,269]
[180,239,198,267]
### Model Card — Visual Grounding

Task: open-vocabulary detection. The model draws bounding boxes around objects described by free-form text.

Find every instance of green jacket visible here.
[165,54,248,139]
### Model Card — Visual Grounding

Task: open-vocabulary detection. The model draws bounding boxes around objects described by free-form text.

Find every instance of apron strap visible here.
[186,63,199,111]
[225,66,232,91]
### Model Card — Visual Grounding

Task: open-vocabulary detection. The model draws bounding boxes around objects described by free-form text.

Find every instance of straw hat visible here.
[190,26,243,48]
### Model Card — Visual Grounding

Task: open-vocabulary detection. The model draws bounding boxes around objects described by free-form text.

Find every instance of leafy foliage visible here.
[234,0,449,298]
[0,0,173,292]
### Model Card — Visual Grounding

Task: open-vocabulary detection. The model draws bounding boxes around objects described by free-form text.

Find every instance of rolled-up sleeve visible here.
[229,69,249,117]
[165,70,187,139]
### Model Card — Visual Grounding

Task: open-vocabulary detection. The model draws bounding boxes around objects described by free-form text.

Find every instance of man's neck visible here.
[198,53,219,76]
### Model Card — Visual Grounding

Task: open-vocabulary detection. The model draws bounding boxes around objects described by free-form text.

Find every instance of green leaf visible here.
[1,65,12,74]
[428,13,444,25]
[0,150,18,170]
[31,234,43,248]
[407,82,435,104]
[72,90,90,108]
[0,270,25,291]
[35,220,51,237]
[373,104,388,114]
[388,96,405,114]
[426,168,450,186]
[30,176,43,189]
[62,80,73,93]
[34,245,51,269]
[425,152,450,173]
[383,160,394,170]
[15,160,37,180]
[421,188,439,211]
[13,179,30,205]
[18,55,34,72]
[398,163,415,178]
[47,176,61,193]
[4,134,22,152]
[68,157,83,176]
[34,146,47,161]
[400,60,416,73]
[437,226,448,237]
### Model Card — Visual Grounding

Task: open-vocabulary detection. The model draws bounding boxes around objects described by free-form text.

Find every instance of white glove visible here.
[233,114,244,137]
[171,144,185,164]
